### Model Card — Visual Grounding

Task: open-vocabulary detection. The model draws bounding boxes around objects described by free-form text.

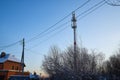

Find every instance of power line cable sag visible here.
[28,24,70,49]
[28,21,70,43]
[2,1,105,62]
[0,0,91,50]
[77,0,106,20]
[25,48,44,57]
[31,0,91,42]
[0,0,106,51]
[27,0,106,49]
[77,0,105,18]
[21,24,68,56]
[26,0,91,43]
[74,0,91,12]
[104,0,120,6]
[26,14,71,43]
[27,0,105,45]
[0,40,22,51]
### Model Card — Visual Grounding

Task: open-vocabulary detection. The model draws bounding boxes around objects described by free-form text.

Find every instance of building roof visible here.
[0,54,21,63]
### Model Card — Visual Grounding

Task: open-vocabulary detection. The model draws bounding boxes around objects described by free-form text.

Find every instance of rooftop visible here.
[0,52,21,63]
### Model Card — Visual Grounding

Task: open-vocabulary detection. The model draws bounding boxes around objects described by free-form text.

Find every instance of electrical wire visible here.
[77,0,105,18]
[28,0,106,50]
[25,48,44,57]
[29,24,70,49]
[26,15,71,43]
[28,21,70,43]
[74,0,91,12]
[26,0,91,43]
[104,0,120,6]
[0,0,106,54]
[0,40,22,51]
[77,0,106,20]
[0,0,91,50]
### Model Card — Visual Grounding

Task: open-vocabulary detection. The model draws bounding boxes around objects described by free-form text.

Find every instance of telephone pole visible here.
[71,12,77,73]
[21,38,25,75]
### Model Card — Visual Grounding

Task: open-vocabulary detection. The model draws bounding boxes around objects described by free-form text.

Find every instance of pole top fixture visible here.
[72,11,77,22]
[71,11,77,28]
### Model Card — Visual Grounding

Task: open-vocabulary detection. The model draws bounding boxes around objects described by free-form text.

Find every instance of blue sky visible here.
[0,0,120,74]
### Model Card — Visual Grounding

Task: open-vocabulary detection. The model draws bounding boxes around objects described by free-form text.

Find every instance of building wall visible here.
[0,71,8,80]
[0,52,29,80]
[0,63,3,70]
[0,60,29,80]
[0,70,30,80]
[3,60,22,71]
[7,71,29,79]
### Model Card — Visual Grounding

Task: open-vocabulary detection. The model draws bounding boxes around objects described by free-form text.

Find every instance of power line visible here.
[77,0,106,20]
[0,0,91,53]
[104,0,120,6]
[0,0,106,52]
[25,48,44,57]
[0,40,21,48]
[28,21,70,43]
[29,24,70,49]
[28,0,106,49]
[26,15,70,43]
[0,40,22,51]
[74,0,91,12]
[77,0,105,18]
[26,0,91,43]
[0,0,90,49]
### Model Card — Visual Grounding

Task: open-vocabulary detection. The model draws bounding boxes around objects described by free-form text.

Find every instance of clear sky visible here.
[0,0,120,75]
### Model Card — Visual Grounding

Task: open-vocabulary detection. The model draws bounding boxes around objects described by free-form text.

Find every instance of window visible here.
[12,66,14,70]
[16,66,18,70]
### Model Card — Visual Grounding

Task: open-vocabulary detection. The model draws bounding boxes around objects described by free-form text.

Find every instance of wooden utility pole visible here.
[21,38,25,75]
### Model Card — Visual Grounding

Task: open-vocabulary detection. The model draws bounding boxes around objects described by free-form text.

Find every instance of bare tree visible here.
[42,45,105,80]
[42,46,61,75]
[103,48,120,80]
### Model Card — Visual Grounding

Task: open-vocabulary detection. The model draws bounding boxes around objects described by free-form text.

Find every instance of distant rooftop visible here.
[0,52,21,63]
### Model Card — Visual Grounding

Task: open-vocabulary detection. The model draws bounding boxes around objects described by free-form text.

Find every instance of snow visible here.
[0,54,21,63]
[29,73,40,79]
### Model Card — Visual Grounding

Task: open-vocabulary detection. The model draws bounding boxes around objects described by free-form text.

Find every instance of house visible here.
[0,52,29,80]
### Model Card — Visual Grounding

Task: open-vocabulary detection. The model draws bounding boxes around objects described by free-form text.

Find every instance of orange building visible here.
[0,52,29,80]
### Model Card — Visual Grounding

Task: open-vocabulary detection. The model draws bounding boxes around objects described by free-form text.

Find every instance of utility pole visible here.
[21,38,25,75]
[71,12,77,73]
